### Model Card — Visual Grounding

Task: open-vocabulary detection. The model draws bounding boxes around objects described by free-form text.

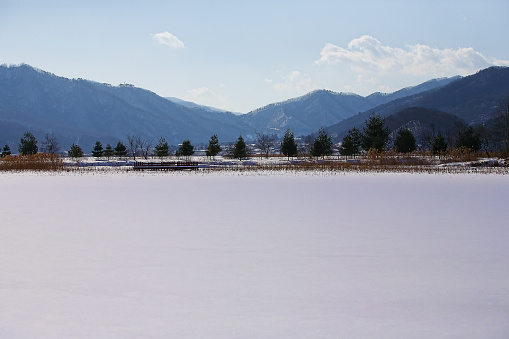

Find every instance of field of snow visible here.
[1,171,508,338]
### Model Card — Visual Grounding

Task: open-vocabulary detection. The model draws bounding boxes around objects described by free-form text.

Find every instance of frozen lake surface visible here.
[1,171,508,338]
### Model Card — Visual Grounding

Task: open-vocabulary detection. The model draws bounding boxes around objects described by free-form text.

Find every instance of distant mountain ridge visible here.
[366,76,462,106]
[0,63,507,152]
[242,76,459,137]
[0,64,249,149]
[165,97,241,115]
[325,66,509,140]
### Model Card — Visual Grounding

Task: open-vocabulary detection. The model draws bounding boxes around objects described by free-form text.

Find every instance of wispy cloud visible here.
[187,87,214,97]
[316,35,509,77]
[185,86,236,111]
[269,71,316,94]
[151,31,185,49]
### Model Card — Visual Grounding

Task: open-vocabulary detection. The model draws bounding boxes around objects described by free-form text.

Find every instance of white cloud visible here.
[316,35,509,77]
[151,31,185,49]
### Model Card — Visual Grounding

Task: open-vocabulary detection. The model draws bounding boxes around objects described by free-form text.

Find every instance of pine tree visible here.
[153,137,170,157]
[311,127,333,158]
[394,129,417,153]
[68,143,83,159]
[431,132,447,155]
[103,144,114,159]
[92,141,104,157]
[176,140,194,157]
[18,131,38,155]
[456,126,481,152]
[2,144,11,157]
[362,113,390,151]
[233,135,248,159]
[206,134,221,158]
[280,128,298,159]
[339,127,363,158]
[114,141,128,157]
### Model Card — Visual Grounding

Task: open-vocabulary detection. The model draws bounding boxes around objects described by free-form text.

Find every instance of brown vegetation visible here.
[204,149,508,175]
[0,153,65,171]
[0,149,507,174]
[205,160,507,175]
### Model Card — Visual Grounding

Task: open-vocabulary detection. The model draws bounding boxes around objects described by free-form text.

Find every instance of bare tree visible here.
[420,124,436,151]
[495,96,509,151]
[476,125,493,157]
[126,134,139,160]
[137,136,152,160]
[255,131,277,158]
[298,134,314,156]
[40,132,61,154]
[127,134,153,160]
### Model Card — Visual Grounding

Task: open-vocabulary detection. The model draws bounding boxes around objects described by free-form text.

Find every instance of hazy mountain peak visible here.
[165,97,240,115]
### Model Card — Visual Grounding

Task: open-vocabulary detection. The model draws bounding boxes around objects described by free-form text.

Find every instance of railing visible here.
[133,161,199,170]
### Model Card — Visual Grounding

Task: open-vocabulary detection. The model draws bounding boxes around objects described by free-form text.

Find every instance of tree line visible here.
[0,121,498,161]
[4,129,331,161]
[338,97,509,158]
[338,113,491,158]
[4,98,509,160]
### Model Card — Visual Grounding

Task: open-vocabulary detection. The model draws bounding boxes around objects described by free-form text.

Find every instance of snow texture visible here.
[1,171,508,338]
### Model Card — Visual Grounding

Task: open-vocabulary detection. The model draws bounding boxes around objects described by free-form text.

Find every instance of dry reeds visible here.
[0,153,65,171]
[212,161,508,174]
[440,147,482,163]
[0,150,506,174]
[201,149,508,175]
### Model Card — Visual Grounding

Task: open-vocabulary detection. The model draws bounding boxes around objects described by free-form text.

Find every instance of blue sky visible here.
[1,0,508,113]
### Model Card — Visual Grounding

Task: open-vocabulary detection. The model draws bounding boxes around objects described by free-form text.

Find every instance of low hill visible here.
[384,107,464,132]
[385,107,465,148]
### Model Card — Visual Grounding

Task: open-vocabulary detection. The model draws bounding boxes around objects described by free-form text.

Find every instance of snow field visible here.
[0,171,508,338]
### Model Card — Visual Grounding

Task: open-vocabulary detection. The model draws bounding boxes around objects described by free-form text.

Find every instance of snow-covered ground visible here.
[1,171,508,338]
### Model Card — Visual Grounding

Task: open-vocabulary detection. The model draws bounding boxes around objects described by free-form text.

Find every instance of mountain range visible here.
[243,76,459,138]
[325,66,509,141]
[0,64,249,150]
[0,63,508,152]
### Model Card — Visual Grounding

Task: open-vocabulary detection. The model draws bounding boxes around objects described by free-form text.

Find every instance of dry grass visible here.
[204,157,508,175]
[200,148,509,175]
[1,150,507,175]
[438,147,482,163]
[0,153,65,171]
